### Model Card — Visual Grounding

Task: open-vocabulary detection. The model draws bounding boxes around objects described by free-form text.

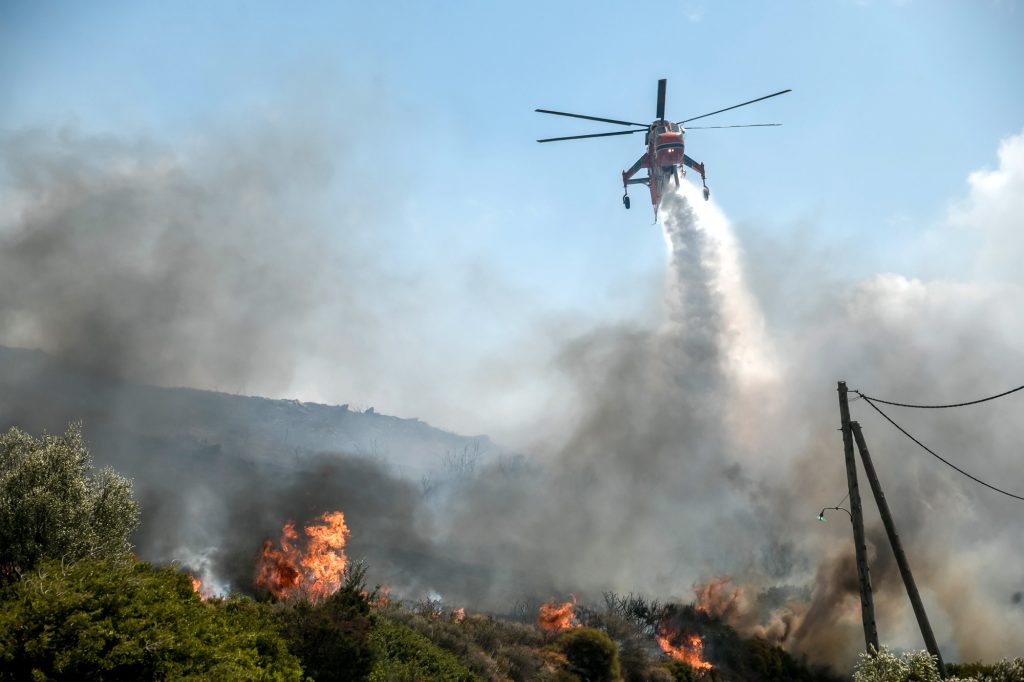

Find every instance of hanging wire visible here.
[815,490,851,522]
[853,385,1024,409]
[859,395,1024,502]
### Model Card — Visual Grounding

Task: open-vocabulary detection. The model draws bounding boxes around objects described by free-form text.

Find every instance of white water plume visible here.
[660,182,780,454]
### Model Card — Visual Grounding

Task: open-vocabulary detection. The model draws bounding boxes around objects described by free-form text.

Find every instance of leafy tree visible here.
[0,423,138,581]
[0,557,303,680]
[556,627,622,682]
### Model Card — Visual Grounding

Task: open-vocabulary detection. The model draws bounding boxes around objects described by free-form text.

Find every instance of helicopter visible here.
[536,79,790,219]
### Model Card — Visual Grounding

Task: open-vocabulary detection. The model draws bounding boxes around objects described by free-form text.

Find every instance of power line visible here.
[859,395,1024,502]
[854,385,1024,409]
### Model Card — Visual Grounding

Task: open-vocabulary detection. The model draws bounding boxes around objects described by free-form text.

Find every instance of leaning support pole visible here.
[838,381,880,653]
[851,421,947,679]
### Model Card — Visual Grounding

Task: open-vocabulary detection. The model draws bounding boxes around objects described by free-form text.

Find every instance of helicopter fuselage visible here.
[622,120,708,217]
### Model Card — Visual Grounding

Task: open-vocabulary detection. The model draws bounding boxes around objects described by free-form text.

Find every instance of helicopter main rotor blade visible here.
[537,129,646,143]
[685,123,782,129]
[535,109,647,128]
[678,89,792,125]
[656,79,667,120]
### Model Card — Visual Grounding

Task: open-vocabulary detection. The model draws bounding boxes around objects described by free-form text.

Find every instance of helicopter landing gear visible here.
[622,194,630,209]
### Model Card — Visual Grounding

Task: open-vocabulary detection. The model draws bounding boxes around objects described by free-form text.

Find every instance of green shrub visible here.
[0,557,303,680]
[949,662,997,679]
[556,627,621,682]
[369,617,478,681]
[277,586,375,682]
[382,607,556,681]
[664,660,701,681]
[947,657,1024,682]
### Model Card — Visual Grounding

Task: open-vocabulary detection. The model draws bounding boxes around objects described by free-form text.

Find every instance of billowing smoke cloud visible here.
[0,127,353,392]
[2,122,1023,672]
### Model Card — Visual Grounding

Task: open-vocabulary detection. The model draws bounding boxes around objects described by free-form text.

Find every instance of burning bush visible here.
[538,595,579,631]
[656,628,713,671]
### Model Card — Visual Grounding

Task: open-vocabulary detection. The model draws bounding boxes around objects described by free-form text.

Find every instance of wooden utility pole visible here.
[851,421,947,678]
[838,381,880,653]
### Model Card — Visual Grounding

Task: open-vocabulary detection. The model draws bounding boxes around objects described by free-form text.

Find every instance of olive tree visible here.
[853,647,978,682]
[0,423,139,581]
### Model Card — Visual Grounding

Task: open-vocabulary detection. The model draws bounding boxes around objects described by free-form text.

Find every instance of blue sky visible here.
[2,0,1022,431]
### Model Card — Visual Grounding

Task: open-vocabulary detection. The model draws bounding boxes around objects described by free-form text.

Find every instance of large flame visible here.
[255,511,350,602]
[538,595,577,631]
[657,628,713,671]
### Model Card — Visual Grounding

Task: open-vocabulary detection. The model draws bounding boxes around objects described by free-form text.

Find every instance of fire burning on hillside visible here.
[255,510,350,603]
[538,595,578,631]
[657,627,713,671]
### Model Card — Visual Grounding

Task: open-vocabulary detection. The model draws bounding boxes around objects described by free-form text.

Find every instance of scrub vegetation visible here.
[1,423,1020,681]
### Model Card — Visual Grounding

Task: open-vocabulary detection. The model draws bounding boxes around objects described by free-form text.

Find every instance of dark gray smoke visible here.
[0,126,387,396]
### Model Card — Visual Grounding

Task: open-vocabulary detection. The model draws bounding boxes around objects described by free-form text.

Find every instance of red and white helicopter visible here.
[536,79,790,219]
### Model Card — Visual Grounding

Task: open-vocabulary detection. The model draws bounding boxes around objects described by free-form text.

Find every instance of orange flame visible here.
[255,511,350,603]
[190,574,211,601]
[452,607,465,624]
[538,595,577,631]
[657,628,713,670]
